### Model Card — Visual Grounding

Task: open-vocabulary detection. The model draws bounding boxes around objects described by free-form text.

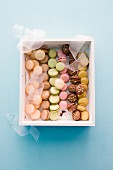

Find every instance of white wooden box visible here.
[19,38,95,126]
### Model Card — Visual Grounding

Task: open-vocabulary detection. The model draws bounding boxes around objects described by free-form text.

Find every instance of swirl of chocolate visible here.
[68,84,76,93]
[72,110,81,120]
[76,84,84,95]
[67,93,78,103]
[67,103,77,112]
[70,75,80,84]
[67,69,77,76]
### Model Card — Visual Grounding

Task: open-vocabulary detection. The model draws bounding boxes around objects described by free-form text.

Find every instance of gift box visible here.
[19,37,95,126]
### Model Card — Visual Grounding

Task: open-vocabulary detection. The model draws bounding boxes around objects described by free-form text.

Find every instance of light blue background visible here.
[0,0,113,170]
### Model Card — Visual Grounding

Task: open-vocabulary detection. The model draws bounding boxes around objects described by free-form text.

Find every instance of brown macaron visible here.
[39,54,49,64]
[41,64,49,72]
[43,81,50,90]
[40,101,50,109]
[42,90,50,100]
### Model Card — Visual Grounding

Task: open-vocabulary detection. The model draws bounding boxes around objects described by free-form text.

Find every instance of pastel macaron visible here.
[56,62,65,71]
[55,78,65,89]
[48,58,57,68]
[60,67,67,74]
[25,85,35,95]
[26,60,34,70]
[60,73,69,83]
[25,104,35,115]
[32,95,42,105]
[40,101,50,109]
[41,110,49,120]
[49,110,59,121]
[49,49,57,58]
[61,83,67,91]
[59,101,67,109]
[35,50,45,61]
[48,68,58,77]
[41,90,50,100]
[30,110,41,120]
[59,92,68,100]
[33,66,43,76]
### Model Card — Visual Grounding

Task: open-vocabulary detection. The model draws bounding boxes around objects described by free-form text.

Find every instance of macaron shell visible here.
[41,64,49,72]
[49,49,57,58]
[35,50,45,61]
[49,95,60,104]
[50,104,59,111]
[59,101,67,109]
[48,58,57,68]
[61,83,67,91]
[55,79,65,89]
[33,66,42,75]
[30,110,41,120]
[59,92,68,100]
[40,101,50,109]
[50,87,60,95]
[26,60,34,70]
[49,111,59,120]
[60,67,67,74]
[48,68,58,77]
[41,110,49,120]
[25,104,35,115]
[60,74,69,83]
[56,62,65,71]
[39,54,49,64]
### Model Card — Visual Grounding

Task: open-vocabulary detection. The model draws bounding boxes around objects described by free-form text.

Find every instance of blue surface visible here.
[0,0,113,170]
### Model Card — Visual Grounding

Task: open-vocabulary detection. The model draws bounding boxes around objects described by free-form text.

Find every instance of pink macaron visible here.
[60,73,69,83]
[60,67,67,74]
[59,91,68,100]
[58,50,63,57]
[59,101,67,109]
[61,83,67,91]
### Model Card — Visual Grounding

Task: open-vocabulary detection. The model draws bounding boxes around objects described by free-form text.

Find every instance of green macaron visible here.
[49,110,59,120]
[49,49,57,58]
[49,77,58,86]
[48,68,58,77]
[50,104,59,111]
[50,87,60,95]
[48,58,57,68]
[56,62,65,71]
[49,95,60,104]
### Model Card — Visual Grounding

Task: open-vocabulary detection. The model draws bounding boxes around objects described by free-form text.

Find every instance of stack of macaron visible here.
[24,44,89,121]
[67,52,89,121]
[25,48,51,120]
[48,49,69,120]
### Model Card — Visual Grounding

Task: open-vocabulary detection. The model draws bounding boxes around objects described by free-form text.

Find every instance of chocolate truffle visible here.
[70,75,80,84]
[72,110,81,120]
[62,44,70,54]
[67,103,77,112]
[67,94,77,103]
[67,69,77,76]
[76,84,84,95]
[68,84,76,93]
